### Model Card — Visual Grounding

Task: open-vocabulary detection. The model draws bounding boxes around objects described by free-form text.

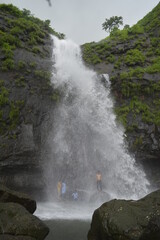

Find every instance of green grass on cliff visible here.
[138,2,160,33]
[0,4,61,136]
[82,2,160,142]
[0,4,62,37]
[0,4,64,72]
[0,80,25,135]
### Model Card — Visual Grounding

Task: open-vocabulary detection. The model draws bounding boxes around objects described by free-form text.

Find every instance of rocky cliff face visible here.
[82,3,160,186]
[0,4,61,198]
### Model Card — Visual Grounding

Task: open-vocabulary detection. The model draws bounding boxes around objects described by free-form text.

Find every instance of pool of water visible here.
[35,201,96,240]
[44,219,91,240]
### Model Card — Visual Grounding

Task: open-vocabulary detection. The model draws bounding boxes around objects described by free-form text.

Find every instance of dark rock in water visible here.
[88,189,160,240]
[0,202,49,240]
[0,235,36,240]
[0,184,36,213]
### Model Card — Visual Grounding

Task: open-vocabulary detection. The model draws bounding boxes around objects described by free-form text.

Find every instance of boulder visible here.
[89,191,111,204]
[0,184,36,213]
[88,189,160,240]
[140,216,160,240]
[0,235,36,240]
[0,202,49,240]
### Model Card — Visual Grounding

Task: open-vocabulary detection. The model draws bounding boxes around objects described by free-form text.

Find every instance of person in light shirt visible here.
[72,190,78,201]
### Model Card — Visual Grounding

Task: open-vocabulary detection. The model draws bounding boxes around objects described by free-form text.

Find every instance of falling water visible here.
[35,36,151,240]
[36,36,150,222]
[36,37,149,225]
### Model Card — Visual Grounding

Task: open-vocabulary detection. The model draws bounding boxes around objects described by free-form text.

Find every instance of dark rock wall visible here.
[0,5,59,198]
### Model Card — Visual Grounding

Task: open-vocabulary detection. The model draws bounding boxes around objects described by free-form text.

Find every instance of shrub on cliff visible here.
[124,49,145,66]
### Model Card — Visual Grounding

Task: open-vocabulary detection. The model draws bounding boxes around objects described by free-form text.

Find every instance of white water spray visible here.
[36,37,150,219]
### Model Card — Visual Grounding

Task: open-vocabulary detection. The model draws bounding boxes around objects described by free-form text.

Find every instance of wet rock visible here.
[143,72,160,82]
[88,189,160,240]
[0,184,36,214]
[140,216,160,240]
[0,202,49,240]
[89,191,111,204]
[0,235,36,240]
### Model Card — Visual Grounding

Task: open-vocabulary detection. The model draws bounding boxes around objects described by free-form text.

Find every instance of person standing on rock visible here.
[96,171,102,191]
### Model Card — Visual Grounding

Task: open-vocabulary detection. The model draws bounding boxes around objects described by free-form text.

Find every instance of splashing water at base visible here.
[36,37,150,221]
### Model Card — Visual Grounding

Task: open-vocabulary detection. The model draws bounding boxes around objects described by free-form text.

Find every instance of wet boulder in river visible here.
[88,189,160,240]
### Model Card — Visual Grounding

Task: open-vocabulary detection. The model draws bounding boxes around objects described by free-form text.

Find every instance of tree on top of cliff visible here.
[102,16,123,33]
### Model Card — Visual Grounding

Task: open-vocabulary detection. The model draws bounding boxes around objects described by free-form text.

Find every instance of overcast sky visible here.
[0,0,159,44]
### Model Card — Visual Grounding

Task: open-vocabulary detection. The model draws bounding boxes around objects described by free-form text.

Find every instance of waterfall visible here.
[43,36,150,203]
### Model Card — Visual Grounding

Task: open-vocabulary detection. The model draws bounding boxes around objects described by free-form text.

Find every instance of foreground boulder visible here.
[0,236,36,240]
[0,202,49,240]
[0,184,36,213]
[88,189,160,240]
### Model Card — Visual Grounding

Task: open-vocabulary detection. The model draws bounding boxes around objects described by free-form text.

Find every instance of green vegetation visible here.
[138,2,160,33]
[0,4,22,17]
[0,3,64,72]
[0,80,25,134]
[32,46,41,54]
[29,62,37,69]
[0,4,62,37]
[17,60,26,70]
[115,96,160,130]
[50,90,60,102]
[128,24,144,35]
[1,59,15,71]
[82,41,112,65]
[82,43,102,65]
[106,55,115,63]
[0,85,9,106]
[0,4,61,135]
[124,49,145,66]
[82,1,160,136]
[34,70,51,81]
[146,56,160,73]
[15,76,26,87]
[110,28,129,42]
[133,136,143,148]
